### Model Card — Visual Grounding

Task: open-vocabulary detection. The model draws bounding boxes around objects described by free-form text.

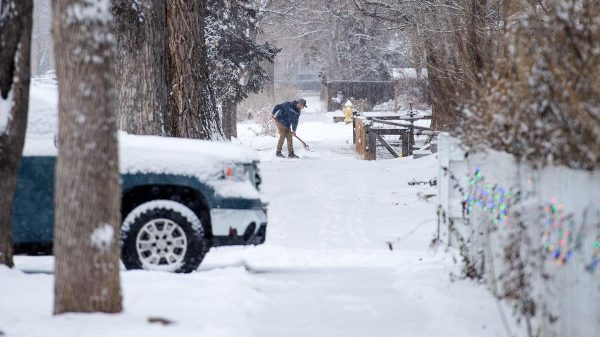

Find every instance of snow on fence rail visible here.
[437,133,600,337]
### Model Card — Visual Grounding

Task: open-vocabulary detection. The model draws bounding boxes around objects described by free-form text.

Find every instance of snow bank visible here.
[0,264,267,337]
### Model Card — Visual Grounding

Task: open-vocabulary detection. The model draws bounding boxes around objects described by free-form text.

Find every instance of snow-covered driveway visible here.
[0,96,505,337]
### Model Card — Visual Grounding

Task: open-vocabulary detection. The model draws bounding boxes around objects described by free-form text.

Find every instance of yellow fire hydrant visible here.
[343,100,353,124]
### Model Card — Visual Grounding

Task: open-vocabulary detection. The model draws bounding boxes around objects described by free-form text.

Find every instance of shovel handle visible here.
[293,134,313,151]
[293,134,306,146]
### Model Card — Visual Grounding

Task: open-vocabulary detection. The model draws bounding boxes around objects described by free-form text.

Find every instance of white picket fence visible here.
[437,133,600,337]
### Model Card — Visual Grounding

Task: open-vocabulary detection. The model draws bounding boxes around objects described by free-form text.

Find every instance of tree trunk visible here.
[425,37,459,131]
[221,99,237,140]
[465,0,489,84]
[230,102,237,139]
[52,0,122,314]
[114,0,168,136]
[166,0,222,139]
[0,0,33,268]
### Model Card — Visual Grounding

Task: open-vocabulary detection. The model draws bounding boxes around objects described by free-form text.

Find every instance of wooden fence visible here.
[353,112,434,160]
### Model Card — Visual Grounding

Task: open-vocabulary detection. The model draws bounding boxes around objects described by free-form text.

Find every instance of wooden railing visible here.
[353,111,434,160]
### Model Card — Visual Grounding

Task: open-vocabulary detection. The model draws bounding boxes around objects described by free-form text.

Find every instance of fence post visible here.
[409,104,415,146]
[352,110,357,144]
[401,131,410,157]
[367,127,377,160]
[363,122,370,159]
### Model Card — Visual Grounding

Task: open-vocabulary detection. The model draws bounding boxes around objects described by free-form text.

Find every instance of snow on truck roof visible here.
[119,132,260,177]
[23,80,260,168]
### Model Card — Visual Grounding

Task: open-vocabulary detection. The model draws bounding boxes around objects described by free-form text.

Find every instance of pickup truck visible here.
[12,81,267,273]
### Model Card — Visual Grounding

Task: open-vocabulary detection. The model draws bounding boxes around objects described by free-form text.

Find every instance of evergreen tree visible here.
[205,0,279,139]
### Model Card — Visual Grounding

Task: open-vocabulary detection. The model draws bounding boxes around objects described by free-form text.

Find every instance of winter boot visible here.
[288,152,300,159]
[276,151,285,158]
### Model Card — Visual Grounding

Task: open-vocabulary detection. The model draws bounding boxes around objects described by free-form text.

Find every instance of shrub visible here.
[461,1,600,170]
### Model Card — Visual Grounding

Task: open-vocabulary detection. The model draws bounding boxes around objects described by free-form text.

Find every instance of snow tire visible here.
[121,200,208,273]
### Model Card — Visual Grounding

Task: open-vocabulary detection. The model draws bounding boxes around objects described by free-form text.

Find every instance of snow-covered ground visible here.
[0,95,506,337]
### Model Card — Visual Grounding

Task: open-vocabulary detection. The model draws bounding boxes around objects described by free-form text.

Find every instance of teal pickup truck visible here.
[13,82,267,273]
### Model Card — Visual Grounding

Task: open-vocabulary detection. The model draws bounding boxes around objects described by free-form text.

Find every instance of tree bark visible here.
[0,0,33,268]
[52,0,122,314]
[114,0,168,135]
[230,102,237,139]
[166,0,222,139]
[425,37,459,131]
[221,99,237,140]
[465,0,489,84]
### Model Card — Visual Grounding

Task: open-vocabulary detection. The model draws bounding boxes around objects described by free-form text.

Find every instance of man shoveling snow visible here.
[272,98,306,158]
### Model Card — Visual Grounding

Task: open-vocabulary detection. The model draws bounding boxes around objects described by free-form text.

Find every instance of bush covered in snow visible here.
[461,0,600,170]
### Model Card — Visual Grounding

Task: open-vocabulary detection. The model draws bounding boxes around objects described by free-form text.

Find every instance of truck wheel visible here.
[121,200,208,273]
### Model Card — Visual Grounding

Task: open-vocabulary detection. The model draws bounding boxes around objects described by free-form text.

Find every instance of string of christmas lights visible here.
[542,200,580,266]
[463,168,600,273]
[464,168,514,227]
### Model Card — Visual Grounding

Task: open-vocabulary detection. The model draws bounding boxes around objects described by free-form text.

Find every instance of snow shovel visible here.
[294,134,313,152]
[273,118,313,152]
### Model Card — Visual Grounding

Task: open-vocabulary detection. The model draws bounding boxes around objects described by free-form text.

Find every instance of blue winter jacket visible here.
[272,101,301,132]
